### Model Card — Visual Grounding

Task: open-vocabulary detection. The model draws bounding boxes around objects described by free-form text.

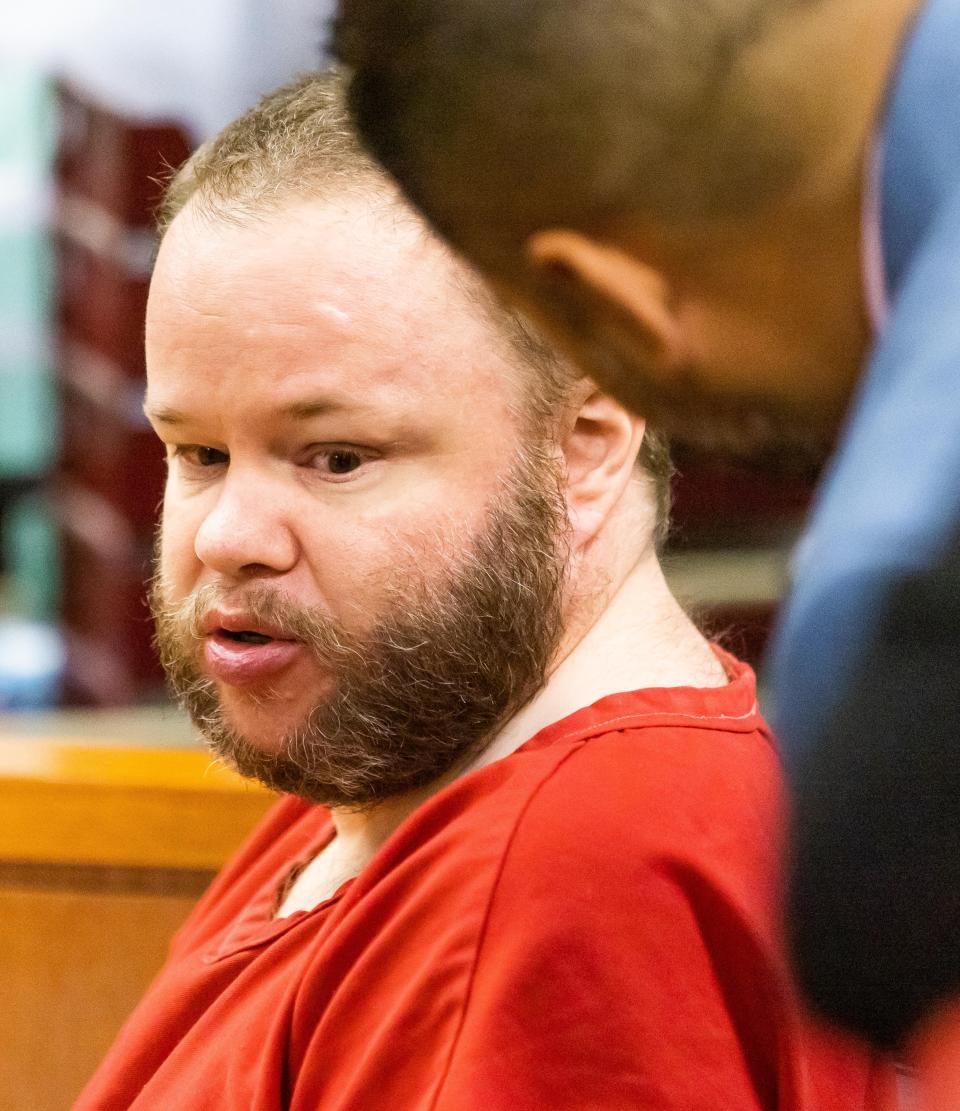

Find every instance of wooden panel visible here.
[0,882,198,1111]
[0,740,274,870]
[55,81,191,229]
[0,741,277,1110]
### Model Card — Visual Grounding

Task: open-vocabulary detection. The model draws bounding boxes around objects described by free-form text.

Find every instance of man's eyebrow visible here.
[283,398,351,420]
[143,398,353,425]
[144,405,186,425]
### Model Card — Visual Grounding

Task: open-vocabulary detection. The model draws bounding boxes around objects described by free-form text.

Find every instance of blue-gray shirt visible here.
[772,0,960,762]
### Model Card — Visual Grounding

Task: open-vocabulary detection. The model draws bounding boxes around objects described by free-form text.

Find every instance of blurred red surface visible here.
[52,82,190,704]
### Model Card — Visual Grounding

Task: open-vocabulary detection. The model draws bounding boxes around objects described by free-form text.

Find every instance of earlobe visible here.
[526,229,685,374]
[561,388,647,547]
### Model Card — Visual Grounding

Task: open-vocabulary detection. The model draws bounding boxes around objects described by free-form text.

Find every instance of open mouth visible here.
[218,629,276,645]
[203,619,303,684]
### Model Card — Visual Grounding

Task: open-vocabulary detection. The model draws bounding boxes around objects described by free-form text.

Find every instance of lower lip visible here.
[203,635,305,685]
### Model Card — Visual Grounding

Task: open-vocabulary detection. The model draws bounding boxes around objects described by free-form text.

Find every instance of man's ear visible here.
[560,386,647,546]
[525,228,688,384]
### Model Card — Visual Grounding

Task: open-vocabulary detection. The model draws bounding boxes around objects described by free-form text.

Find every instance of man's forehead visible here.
[145,344,422,420]
[148,196,527,410]
[156,198,409,311]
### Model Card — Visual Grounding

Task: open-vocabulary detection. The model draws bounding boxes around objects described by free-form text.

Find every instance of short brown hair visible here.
[158,71,385,235]
[158,69,673,539]
[334,0,817,257]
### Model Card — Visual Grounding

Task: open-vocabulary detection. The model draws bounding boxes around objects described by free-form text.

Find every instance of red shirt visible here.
[77,654,884,1109]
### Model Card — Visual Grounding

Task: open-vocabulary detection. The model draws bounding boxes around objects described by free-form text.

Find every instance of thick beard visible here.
[150,450,569,809]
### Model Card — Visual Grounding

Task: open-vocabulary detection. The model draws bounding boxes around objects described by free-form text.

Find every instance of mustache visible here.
[149,579,368,665]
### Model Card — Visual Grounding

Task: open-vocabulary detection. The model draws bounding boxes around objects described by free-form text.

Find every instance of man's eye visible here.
[196,446,228,466]
[320,449,366,477]
[173,445,229,468]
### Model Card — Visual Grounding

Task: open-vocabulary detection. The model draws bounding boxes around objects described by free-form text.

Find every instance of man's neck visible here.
[275,548,724,917]
[474,548,726,770]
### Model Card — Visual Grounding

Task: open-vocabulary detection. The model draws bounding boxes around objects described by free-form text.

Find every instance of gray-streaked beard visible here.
[150,449,569,809]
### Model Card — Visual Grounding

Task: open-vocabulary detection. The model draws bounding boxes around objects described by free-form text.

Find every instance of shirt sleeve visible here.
[432,732,857,1111]
[787,540,960,1050]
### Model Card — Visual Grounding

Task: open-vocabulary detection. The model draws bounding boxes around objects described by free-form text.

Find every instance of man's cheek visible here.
[159,512,204,599]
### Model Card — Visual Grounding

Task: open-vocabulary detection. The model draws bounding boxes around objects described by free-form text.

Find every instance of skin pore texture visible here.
[145,194,726,916]
[337,0,924,458]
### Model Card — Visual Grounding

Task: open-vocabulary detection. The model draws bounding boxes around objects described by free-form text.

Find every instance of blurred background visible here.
[0,6,818,1106]
[1,0,333,717]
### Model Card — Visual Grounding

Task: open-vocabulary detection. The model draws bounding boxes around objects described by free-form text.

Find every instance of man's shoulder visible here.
[502,710,781,877]
[189,688,781,949]
[435,709,787,1013]
[515,670,778,819]
[383,694,782,935]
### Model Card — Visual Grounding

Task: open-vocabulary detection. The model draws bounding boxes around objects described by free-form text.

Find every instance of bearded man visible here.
[76,73,882,1110]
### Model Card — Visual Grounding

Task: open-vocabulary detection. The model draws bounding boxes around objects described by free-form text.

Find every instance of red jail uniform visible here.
[76,653,885,1110]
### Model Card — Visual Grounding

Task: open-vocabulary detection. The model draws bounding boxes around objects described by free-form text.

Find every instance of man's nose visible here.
[193,471,299,578]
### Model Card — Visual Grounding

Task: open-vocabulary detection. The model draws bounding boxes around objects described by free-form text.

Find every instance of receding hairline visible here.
[156,69,389,235]
[154,72,519,368]
[156,71,515,316]
[154,88,582,443]
[161,170,416,248]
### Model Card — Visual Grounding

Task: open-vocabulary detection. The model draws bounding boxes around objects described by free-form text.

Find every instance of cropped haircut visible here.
[334,0,818,265]
[158,69,673,540]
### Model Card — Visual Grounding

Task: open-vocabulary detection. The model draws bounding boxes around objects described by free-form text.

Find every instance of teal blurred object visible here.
[0,62,57,621]
[0,231,54,476]
[0,61,55,477]
[3,492,59,618]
